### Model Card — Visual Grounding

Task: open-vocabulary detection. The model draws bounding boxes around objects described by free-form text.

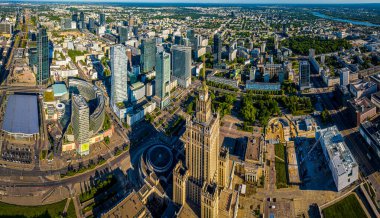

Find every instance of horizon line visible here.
[2,1,380,5]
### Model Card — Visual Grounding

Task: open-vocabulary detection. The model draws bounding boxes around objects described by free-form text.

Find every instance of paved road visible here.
[0,149,130,188]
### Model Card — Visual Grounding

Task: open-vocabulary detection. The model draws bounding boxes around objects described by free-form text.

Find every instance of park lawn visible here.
[274,143,288,188]
[322,194,367,218]
[275,143,285,160]
[275,159,288,189]
[0,199,67,217]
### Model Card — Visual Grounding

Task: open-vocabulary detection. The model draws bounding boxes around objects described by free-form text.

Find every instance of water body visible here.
[311,11,380,27]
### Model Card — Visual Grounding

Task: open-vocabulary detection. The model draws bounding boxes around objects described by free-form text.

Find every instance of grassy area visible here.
[274,143,288,188]
[0,199,68,217]
[322,194,367,218]
[274,143,285,160]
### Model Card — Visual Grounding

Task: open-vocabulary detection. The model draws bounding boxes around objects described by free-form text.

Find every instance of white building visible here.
[110,45,129,112]
[316,126,359,191]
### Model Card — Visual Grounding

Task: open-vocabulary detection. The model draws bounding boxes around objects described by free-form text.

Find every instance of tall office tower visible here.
[110,45,129,107]
[174,35,181,45]
[129,15,135,26]
[99,13,106,26]
[140,38,156,73]
[309,49,315,59]
[274,34,279,50]
[118,26,129,44]
[61,18,72,30]
[133,26,139,37]
[88,18,95,31]
[261,42,266,53]
[79,11,85,22]
[299,61,311,90]
[172,46,192,88]
[72,94,90,156]
[155,51,171,108]
[37,28,49,85]
[282,24,287,35]
[340,68,350,87]
[213,33,222,64]
[186,29,195,39]
[72,13,78,22]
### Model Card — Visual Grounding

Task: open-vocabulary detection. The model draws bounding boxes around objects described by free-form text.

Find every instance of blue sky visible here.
[10,0,380,3]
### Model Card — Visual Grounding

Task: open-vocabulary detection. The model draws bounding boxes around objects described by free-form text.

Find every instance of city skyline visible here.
[4,0,380,4]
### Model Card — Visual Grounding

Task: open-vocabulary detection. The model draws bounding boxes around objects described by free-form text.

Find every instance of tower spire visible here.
[201,55,207,89]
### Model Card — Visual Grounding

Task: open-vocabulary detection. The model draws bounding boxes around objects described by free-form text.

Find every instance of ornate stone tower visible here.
[201,183,218,218]
[218,147,230,188]
[173,162,188,206]
[173,56,221,218]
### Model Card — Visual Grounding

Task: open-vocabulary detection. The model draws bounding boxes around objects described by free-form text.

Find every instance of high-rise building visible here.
[72,13,78,22]
[340,68,350,87]
[173,60,229,218]
[118,26,129,44]
[140,38,156,73]
[299,61,311,90]
[99,13,106,26]
[79,11,85,22]
[110,45,129,107]
[61,18,72,30]
[186,29,195,39]
[37,28,49,85]
[172,46,192,88]
[72,94,90,156]
[155,51,171,108]
[133,26,139,37]
[88,18,95,31]
[213,33,222,64]
[0,21,13,34]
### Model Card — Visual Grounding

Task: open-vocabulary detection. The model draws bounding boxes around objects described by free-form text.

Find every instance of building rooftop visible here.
[52,83,68,96]
[2,95,39,135]
[348,97,375,113]
[318,126,357,176]
[351,80,376,91]
[101,191,151,218]
[130,81,144,91]
[244,136,262,163]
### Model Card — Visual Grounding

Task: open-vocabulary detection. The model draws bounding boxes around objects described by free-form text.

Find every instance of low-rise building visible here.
[349,80,377,99]
[316,126,359,191]
[101,190,152,218]
[347,97,377,127]
[359,121,380,159]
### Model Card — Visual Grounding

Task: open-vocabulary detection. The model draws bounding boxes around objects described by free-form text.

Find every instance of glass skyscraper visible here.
[155,51,171,101]
[140,38,156,73]
[99,13,106,26]
[37,28,49,85]
[172,46,192,88]
[110,45,129,107]
[213,32,222,64]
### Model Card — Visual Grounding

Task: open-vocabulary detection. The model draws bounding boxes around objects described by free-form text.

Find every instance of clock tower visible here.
[196,56,212,123]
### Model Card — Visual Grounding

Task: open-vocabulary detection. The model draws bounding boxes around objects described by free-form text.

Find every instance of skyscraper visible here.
[72,13,78,22]
[172,46,192,88]
[299,61,311,90]
[79,11,85,22]
[72,94,90,156]
[110,45,129,107]
[118,26,129,44]
[173,59,228,217]
[88,18,95,31]
[99,13,106,26]
[37,28,49,85]
[140,38,156,73]
[155,51,171,108]
[213,33,222,64]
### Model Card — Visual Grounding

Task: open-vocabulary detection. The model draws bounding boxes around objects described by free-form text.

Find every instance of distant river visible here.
[311,11,380,27]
